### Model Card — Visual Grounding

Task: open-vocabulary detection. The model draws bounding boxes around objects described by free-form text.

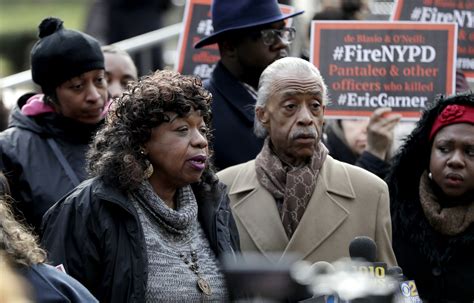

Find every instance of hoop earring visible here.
[144,160,154,179]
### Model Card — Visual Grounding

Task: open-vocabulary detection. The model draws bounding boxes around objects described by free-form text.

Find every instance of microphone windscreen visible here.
[349,236,377,262]
[290,261,335,286]
[386,266,403,276]
[291,260,313,285]
[310,261,336,275]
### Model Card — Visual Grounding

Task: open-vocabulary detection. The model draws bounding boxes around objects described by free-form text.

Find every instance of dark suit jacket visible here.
[204,62,264,170]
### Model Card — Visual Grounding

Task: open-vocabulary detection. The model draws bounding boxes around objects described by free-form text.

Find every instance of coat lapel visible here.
[228,164,289,261]
[227,157,356,262]
[284,157,354,260]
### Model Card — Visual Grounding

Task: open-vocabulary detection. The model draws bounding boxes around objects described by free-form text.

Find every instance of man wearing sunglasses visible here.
[194,0,303,171]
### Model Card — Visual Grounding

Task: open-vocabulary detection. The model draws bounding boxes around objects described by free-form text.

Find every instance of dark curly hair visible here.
[88,69,213,190]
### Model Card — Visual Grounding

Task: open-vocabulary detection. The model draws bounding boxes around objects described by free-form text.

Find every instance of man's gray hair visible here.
[254,57,328,138]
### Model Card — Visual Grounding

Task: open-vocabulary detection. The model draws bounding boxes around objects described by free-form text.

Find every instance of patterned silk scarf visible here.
[255,137,328,238]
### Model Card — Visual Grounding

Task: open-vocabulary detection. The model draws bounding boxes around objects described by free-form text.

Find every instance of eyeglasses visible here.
[260,27,296,46]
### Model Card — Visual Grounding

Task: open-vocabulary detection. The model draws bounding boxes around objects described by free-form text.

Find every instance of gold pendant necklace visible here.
[179,250,212,296]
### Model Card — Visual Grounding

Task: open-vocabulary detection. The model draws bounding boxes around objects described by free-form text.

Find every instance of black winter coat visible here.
[389,171,474,302]
[41,177,240,303]
[0,95,100,234]
[204,62,264,170]
[392,220,474,302]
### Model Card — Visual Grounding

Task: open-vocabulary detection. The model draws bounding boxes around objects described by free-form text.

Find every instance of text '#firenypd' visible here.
[410,6,474,28]
[332,45,436,63]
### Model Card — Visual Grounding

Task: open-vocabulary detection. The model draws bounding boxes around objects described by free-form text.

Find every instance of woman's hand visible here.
[366,108,402,160]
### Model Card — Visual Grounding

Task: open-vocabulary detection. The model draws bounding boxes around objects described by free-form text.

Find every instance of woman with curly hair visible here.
[386,91,474,302]
[42,69,240,302]
[0,173,97,302]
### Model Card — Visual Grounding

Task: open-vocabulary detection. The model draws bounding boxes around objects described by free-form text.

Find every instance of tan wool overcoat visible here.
[217,155,397,267]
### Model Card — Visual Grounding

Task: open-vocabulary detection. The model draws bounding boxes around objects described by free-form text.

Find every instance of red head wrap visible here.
[429,104,474,140]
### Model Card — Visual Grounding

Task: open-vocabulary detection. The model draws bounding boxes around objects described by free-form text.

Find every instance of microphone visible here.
[349,236,377,262]
[387,266,422,302]
[220,252,310,301]
[291,261,345,303]
[294,258,396,303]
[291,261,335,286]
[293,238,401,302]
[349,236,387,279]
[386,266,404,281]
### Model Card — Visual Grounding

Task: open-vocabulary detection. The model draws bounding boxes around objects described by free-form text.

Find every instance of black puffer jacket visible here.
[0,94,100,235]
[386,93,474,302]
[41,177,240,303]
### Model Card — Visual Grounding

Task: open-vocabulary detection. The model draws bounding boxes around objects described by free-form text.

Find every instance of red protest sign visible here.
[310,21,457,120]
[175,0,296,79]
[175,0,217,79]
[392,0,474,80]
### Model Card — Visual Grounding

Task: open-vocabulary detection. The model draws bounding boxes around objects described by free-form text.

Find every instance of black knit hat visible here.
[30,17,104,94]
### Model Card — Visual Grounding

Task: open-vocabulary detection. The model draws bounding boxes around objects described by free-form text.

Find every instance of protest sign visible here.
[176,0,217,79]
[176,0,296,79]
[392,0,474,80]
[310,21,457,119]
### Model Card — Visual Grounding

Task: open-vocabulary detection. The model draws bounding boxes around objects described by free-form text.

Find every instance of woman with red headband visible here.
[386,91,474,302]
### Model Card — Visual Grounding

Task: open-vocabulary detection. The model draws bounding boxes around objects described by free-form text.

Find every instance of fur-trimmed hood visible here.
[386,91,474,264]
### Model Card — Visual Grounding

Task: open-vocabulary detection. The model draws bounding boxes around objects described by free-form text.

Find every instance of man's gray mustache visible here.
[290,128,318,140]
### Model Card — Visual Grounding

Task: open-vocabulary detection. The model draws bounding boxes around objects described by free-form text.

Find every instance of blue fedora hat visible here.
[194,0,304,49]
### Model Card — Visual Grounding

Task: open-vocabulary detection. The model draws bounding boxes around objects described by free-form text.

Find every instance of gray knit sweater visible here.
[130,182,228,302]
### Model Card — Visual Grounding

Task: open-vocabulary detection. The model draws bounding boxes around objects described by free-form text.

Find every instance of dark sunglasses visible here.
[259,27,296,46]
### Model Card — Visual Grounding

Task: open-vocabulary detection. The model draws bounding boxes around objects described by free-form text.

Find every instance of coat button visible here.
[432,267,442,276]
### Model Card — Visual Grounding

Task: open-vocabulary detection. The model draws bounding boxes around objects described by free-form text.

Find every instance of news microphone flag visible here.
[387,265,422,303]
[349,236,386,279]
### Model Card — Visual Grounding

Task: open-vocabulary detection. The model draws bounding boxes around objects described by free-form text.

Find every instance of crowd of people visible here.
[0,0,473,302]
